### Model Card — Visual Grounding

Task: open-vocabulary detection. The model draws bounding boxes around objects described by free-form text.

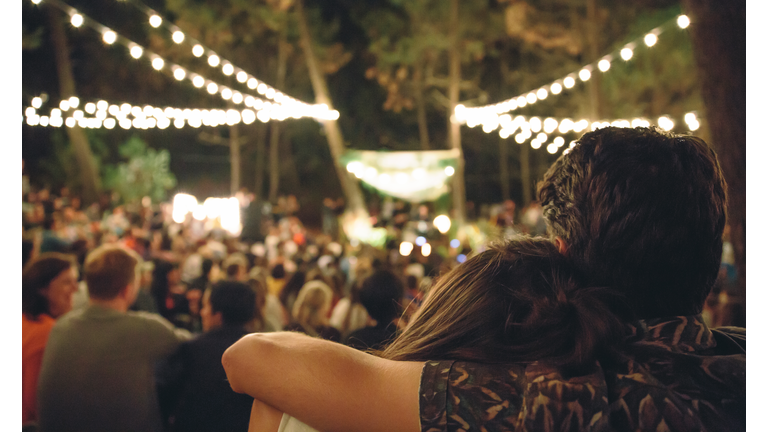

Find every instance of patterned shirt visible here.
[419,315,745,432]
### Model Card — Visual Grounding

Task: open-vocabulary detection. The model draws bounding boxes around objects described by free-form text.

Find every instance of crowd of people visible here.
[22,126,745,432]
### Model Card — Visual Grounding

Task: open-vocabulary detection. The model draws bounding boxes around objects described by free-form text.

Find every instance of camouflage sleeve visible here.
[419,360,527,432]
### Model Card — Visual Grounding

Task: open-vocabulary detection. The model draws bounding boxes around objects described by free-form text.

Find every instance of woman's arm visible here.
[223,331,423,432]
[248,399,282,432]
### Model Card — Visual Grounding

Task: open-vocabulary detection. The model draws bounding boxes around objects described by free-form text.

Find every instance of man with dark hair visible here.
[161,281,256,432]
[345,270,404,351]
[222,127,745,432]
[37,245,190,432]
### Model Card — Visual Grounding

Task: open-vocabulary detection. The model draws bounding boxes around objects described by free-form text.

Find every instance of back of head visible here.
[209,281,256,326]
[537,127,727,319]
[360,270,404,324]
[85,244,141,301]
[292,280,332,328]
[382,238,627,371]
[22,253,75,319]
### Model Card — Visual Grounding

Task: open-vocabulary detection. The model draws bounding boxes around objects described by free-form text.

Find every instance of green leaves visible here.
[103,135,177,204]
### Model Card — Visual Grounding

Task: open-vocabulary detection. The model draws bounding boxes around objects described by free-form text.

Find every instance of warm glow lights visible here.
[399,241,414,256]
[208,55,220,67]
[433,215,451,234]
[192,44,204,57]
[130,45,143,59]
[70,13,83,27]
[172,31,185,44]
[151,57,164,70]
[192,75,205,88]
[454,16,682,120]
[173,68,186,80]
[237,71,248,83]
[206,82,218,94]
[421,243,432,257]
[222,63,234,76]
[149,14,162,28]
[103,30,117,45]
[444,166,455,177]
[644,33,658,47]
[31,97,42,109]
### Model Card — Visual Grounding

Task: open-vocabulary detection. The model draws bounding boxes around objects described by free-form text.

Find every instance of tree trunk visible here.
[448,0,466,226]
[229,118,241,195]
[585,0,604,120]
[414,59,430,150]
[681,0,745,326]
[520,141,531,205]
[269,34,288,203]
[295,0,366,215]
[47,7,100,204]
[254,123,268,199]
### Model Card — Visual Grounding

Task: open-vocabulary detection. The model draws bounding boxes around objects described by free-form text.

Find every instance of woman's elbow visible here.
[222,333,262,394]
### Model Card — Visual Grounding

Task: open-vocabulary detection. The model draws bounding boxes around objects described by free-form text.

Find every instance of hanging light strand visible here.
[115,0,319,115]
[31,0,339,122]
[21,95,304,130]
[454,14,691,123]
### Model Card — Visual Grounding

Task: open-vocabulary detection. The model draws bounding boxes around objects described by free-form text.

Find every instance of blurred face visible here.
[43,267,79,318]
[200,290,222,331]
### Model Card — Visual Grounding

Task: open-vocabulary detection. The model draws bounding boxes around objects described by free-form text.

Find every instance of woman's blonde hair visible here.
[292,280,333,329]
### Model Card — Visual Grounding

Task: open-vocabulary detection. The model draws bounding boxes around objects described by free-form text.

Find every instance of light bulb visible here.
[31,97,42,108]
[68,96,79,108]
[207,82,218,94]
[526,92,537,104]
[130,45,143,59]
[149,15,162,28]
[221,88,233,100]
[152,57,164,70]
[192,44,204,57]
[236,71,248,83]
[579,69,591,81]
[598,59,610,72]
[70,14,83,28]
[103,31,117,45]
[173,68,185,80]
[563,76,575,88]
[550,82,562,94]
[677,15,690,29]
[232,92,243,104]
[172,31,184,43]
[536,88,548,100]
[247,78,258,89]
[644,33,658,47]
[621,47,633,61]
[208,54,220,67]
[445,166,455,176]
[193,76,205,88]
[222,63,234,76]
[85,102,96,114]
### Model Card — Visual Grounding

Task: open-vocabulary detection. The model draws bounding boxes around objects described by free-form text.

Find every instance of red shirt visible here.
[22,313,56,423]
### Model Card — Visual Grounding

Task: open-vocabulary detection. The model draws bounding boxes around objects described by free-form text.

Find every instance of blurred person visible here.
[250,266,288,331]
[222,252,249,281]
[152,260,192,330]
[161,281,256,432]
[283,280,341,342]
[267,263,286,297]
[37,244,190,432]
[223,127,745,431]
[39,214,70,254]
[22,253,79,426]
[344,270,404,351]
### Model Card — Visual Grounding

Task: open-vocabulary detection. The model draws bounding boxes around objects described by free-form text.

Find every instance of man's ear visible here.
[555,237,569,256]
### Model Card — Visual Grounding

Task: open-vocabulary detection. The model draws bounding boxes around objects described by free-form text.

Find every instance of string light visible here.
[102,30,117,45]
[222,63,234,76]
[130,45,143,59]
[208,54,220,67]
[456,15,686,119]
[70,13,83,27]
[36,0,341,122]
[31,97,42,108]
[172,31,185,44]
[149,14,162,28]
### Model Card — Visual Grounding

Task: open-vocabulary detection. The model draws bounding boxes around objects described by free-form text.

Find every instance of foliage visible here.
[103,136,177,204]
